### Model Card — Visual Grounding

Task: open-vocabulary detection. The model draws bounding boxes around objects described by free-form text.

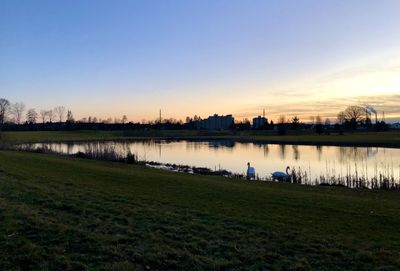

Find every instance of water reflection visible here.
[279,144,286,159]
[337,147,378,164]
[208,140,235,148]
[23,140,400,183]
[264,145,269,158]
[316,146,323,161]
[292,145,299,161]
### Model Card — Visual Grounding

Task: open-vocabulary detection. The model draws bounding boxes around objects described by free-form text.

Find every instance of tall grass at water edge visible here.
[14,143,400,190]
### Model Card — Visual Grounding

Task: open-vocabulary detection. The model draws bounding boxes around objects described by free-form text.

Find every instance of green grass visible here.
[1,130,400,147]
[0,150,399,270]
[0,130,121,144]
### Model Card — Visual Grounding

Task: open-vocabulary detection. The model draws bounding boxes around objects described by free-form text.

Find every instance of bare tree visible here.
[40,110,47,123]
[0,98,10,124]
[344,106,365,126]
[47,110,54,123]
[26,108,38,124]
[315,115,322,125]
[122,115,128,124]
[54,106,66,122]
[309,116,315,125]
[11,102,25,124]
[66,110,74,122]
[278,115,286,124]
[337,111,345,125]
[325,118,331,126]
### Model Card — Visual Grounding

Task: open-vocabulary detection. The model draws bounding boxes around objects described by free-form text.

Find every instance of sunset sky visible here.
[1,0,400,122]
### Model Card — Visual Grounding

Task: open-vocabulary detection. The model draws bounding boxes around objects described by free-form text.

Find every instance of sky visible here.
[1,0,400,123]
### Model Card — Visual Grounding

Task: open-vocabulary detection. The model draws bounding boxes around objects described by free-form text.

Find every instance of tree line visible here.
[0,97,389,132]
[0,98,71,125]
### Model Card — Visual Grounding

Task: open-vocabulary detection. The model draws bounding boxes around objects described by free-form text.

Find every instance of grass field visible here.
[0,130,120,144]
[1,150,400,270]
[1,130,400,147]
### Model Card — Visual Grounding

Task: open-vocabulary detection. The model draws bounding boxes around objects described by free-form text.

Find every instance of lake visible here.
[23,139,400,185]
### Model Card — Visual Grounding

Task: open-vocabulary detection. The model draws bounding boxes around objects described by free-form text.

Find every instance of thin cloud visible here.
[237,94,400,122]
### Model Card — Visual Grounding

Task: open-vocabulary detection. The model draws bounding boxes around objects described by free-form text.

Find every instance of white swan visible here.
[272,166,291,182]
[246,162,256,180]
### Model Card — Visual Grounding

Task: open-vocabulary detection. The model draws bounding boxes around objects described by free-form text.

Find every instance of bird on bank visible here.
[246,162,256,180]
[272,166,291,182]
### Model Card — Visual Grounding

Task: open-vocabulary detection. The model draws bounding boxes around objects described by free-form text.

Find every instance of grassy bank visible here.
[0,150,399,270]
[1,130,400,147]
[0,130,120,144]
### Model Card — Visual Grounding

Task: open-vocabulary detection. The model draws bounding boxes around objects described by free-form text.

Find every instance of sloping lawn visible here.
[0,150,399,270]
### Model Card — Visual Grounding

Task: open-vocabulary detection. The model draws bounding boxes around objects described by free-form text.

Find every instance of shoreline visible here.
[18,136,400,149]
[2,130,400,148]
[11,145,400,191]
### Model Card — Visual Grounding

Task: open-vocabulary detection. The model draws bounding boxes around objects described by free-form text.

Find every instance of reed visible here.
[16,143,138,164]
[279,161,400,190]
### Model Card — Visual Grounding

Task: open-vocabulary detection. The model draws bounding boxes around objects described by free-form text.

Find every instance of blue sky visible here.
[1,0,400,122]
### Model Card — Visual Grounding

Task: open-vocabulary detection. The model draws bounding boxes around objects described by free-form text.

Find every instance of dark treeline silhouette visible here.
[1,121,149,131]
[0,119,268,131]
[0,97,391,133]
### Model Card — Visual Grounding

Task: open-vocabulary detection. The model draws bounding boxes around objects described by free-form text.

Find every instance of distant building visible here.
[198,114,234,130]
[252,116,268,129]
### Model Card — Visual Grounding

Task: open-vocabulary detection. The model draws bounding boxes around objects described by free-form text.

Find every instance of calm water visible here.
[25,140,400,182]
